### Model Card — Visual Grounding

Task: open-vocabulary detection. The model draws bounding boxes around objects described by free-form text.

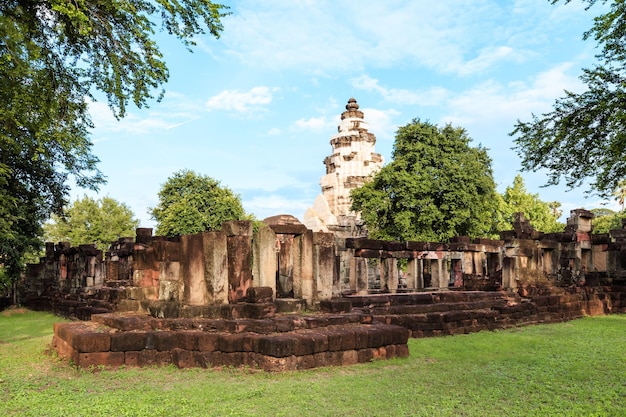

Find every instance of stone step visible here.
[52,319,409,371]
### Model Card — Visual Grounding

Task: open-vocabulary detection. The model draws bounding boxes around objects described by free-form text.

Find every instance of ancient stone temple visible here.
[303,98,383,236]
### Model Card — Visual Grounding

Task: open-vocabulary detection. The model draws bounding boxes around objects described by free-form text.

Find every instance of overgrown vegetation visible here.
[1,309,624,416]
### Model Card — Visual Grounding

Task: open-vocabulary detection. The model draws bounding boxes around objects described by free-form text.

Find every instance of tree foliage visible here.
[150,170,249,237]
[0,1,228,283]
[44,196,139,250]
[511,0,626,198]
[498,175,564,233]
[351,119,500,242]
[590,207,626,234]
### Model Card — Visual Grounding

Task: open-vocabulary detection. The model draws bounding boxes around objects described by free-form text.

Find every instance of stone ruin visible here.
[21,98,626,371]
[23,209,626,371]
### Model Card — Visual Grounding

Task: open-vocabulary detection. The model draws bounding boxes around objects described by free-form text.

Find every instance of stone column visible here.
[252,223,277,294]
[223,221,253,303]
[181,231,228,306]
[203,231,229,305]
[380,257,398,293]
[295,230,314,307]
[313,232,335,301]
[406,258,422,290]
[350,257,369,294]
[502,256,517,290]
[181,233,206,306]
[430,258,449,290]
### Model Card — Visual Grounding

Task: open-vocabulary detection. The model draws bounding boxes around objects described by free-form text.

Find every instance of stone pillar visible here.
[181,233,205,305]
[502,257,517,290]
[381,258,398,292]
[350,257,369,294]
[406,258,422,289]
[181,231,228,306]
[252,223,277,294]
[295,230,314,307]
[430,259,449,290]
[313,232,335,301]
[223,221,253,303]
[204,232,229,305]
[335,244,353,295]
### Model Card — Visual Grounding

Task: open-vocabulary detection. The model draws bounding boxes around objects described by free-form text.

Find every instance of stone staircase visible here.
[52,311,409,371]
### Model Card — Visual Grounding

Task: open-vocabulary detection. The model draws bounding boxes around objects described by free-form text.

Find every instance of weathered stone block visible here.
[341,350,358,366]
[177,331,200,351]
[296,354,316,370]
[319,299,352,313]
[254,354,297,372]
[257,334,296,358]
[357,348,374,363]
[154,331,179,351]
[292,333,314,356]
[72,330,111,353]
[76,351,125,368]
[110,331,150,352]
[172,348,198,368]
[246,287,274,303]
[219,333,245,353]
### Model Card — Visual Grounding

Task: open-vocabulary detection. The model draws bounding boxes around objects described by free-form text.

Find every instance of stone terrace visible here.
[52,285,626,371]
[52,312,409,372]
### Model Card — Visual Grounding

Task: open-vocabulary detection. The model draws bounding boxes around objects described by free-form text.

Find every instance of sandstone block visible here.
[196,333,220,352]
[172,348,198,368]
[154,331,179,351]
[110,331,150,352]
[76,351,124,368]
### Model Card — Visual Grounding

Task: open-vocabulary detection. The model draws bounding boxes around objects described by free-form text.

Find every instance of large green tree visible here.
[590,207,626,234]
[44,196,139,251]
[351,119,500,242]
[0,1,228,285]
[150,170,249,237]
[498,175,564,233]
[511,0,626,198]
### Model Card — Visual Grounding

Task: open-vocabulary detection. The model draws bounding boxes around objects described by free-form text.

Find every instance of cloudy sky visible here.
[82,0,614,228]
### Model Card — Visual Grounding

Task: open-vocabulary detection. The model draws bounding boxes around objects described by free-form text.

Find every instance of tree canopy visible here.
[511,0,626,198]
[150,170,249,237]
[498,175,564,233]
[0,1,228,282]
[351,119,500,242]
[589,207,625,234]
[44,196,139,250]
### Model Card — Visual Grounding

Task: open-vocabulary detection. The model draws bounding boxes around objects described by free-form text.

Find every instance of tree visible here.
[351,119,500,242]
[44,196,139,251]
[150,170,249,237]
[0,1,228,290]
[498,175,564,233]
[511,0,626,198]
[614,180,626,210]
[590,208,624,234]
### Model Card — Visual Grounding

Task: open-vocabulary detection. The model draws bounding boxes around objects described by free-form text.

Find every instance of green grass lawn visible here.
[1,308,624,417]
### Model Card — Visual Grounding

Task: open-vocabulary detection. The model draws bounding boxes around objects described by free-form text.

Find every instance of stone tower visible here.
[303,98,384,235]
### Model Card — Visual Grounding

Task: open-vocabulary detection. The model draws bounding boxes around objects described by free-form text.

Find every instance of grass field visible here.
[0,308,624,417]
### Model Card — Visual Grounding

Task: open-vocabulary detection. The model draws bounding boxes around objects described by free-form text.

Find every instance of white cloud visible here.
[217,0,551,76]
[442,62,584,128]
[266,127,282,136]
[458,46,522,76]
[89,93,202,137]
[352,75,450,107]
[243,194,312,222]
[206,86,278,112]
[292,116,332,132]
[361,108,402,141]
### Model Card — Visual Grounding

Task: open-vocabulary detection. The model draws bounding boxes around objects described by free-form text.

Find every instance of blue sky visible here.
[81,0,615,228]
